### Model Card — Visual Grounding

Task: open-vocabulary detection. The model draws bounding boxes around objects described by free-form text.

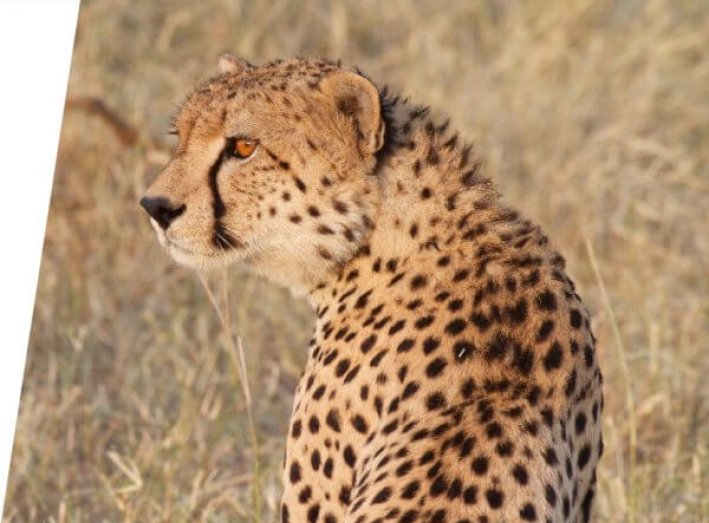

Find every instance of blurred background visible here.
[4,0,707,521]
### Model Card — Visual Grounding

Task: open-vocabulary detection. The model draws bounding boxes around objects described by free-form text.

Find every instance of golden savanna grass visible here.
[4,0,708,521]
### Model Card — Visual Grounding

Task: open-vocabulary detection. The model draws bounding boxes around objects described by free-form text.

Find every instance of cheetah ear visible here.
[320,71,385,155]
[218,53,253,74]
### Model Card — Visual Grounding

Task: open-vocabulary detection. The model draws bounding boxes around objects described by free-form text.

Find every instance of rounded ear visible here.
[319,71,385,155]
[218,53,254,74]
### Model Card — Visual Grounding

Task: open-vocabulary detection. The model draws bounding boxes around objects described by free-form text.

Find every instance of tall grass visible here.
[4,0,708,521]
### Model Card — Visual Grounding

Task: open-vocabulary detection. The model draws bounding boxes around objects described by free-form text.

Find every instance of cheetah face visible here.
[141,56,385,288]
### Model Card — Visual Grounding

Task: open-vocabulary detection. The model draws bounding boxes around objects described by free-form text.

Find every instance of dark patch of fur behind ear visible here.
[373,85,403,172]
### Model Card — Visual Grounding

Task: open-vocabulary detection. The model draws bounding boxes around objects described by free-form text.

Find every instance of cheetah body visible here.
[141,56,603,523]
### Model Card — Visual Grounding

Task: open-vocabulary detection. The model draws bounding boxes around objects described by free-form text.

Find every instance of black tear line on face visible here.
[208,145,240,249]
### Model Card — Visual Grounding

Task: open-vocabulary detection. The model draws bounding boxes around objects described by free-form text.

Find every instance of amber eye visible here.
[232,137,258,159]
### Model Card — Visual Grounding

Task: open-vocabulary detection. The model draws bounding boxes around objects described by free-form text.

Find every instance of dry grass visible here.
[4,0,708,521]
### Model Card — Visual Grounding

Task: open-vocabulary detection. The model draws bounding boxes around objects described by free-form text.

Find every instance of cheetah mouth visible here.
[165,239,245,270]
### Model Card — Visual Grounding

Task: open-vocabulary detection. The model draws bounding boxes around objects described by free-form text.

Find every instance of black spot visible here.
[429,475,448,497]
[333,199,348,214]
[584,344,594,367]
[437,256,450,267]
[496,440,514,456]
[470,312,491,332]
[402,381,419,399]
[575,412,587,434]
[445,318,467,336]
[512,463,529,485]
[485,489,504,509]
[291,419,302,438]
[339,485,351,505]
[397,338,416,353]
[565,368,577,397]
[414,315,435,329]
[343,445,357,467]
[543,341,564,371]
[317,224,335,235]
[294,177,307,193]
[322,349,338,366]
[289,461,301,483]
[335,358,351,377]
[372,487,392,504]
[351,415,368,434]
[326,409,341,432]
[448,298,464,312]
[581,487,595,522]
[512,344,535,375]
[452,269,469,282]
[323,458,334,478]
[544,447,558,466]
[426,392,446,410]
[312,384,326,400]
[536,320,555,342]
[435,291,451,302]
[447,478,463,500]
[537,290,557,311]
[545,484,557,507]
[426,358,447,378]
[570,309,583,329]
[485,332,510,361]
[361,334,377,353]
[507,298,528,324]
[520,503,537,521]
[344,364,360,383]
[401,480,420,499]
[461,378,476,399]
[389,319,406,335]
[471,456,489,475]
[307,504,320,523]
[310,450,321,471]
[486,422,503,439]
[422,337,440,355]
[463,485,478,505]
[577,443,592,469]
[410,274,427,289]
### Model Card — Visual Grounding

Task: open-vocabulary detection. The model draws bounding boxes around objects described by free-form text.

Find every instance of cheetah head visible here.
[141,56,385,293]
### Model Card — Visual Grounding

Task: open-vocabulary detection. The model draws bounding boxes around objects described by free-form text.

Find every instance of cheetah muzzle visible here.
[141,55,604,523]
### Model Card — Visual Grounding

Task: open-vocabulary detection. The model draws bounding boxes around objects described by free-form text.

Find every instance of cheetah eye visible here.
[227,137,259,159]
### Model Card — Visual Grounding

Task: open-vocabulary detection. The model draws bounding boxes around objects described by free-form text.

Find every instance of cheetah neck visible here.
[309,93,508,306]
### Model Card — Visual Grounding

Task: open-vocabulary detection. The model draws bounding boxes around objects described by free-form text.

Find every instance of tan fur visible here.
[142,57,603,523]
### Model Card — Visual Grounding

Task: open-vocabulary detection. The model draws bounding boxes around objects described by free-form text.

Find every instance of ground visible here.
[3,1,708,522]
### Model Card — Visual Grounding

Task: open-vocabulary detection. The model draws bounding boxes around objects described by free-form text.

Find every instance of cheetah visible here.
[141,55,603,523]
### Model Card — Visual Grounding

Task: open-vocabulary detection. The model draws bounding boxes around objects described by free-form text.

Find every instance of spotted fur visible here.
[141,56,603,523]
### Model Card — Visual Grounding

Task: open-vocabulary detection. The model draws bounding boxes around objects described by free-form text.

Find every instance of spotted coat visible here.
[141,56,604,523]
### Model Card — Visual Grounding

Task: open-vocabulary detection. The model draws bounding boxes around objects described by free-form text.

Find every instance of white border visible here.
[0,0,80,509]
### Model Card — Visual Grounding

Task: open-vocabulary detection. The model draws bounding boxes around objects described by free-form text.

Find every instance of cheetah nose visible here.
[139,196,186,230]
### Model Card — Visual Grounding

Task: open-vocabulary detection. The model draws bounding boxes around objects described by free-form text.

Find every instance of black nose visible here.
[140,196,185,230]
